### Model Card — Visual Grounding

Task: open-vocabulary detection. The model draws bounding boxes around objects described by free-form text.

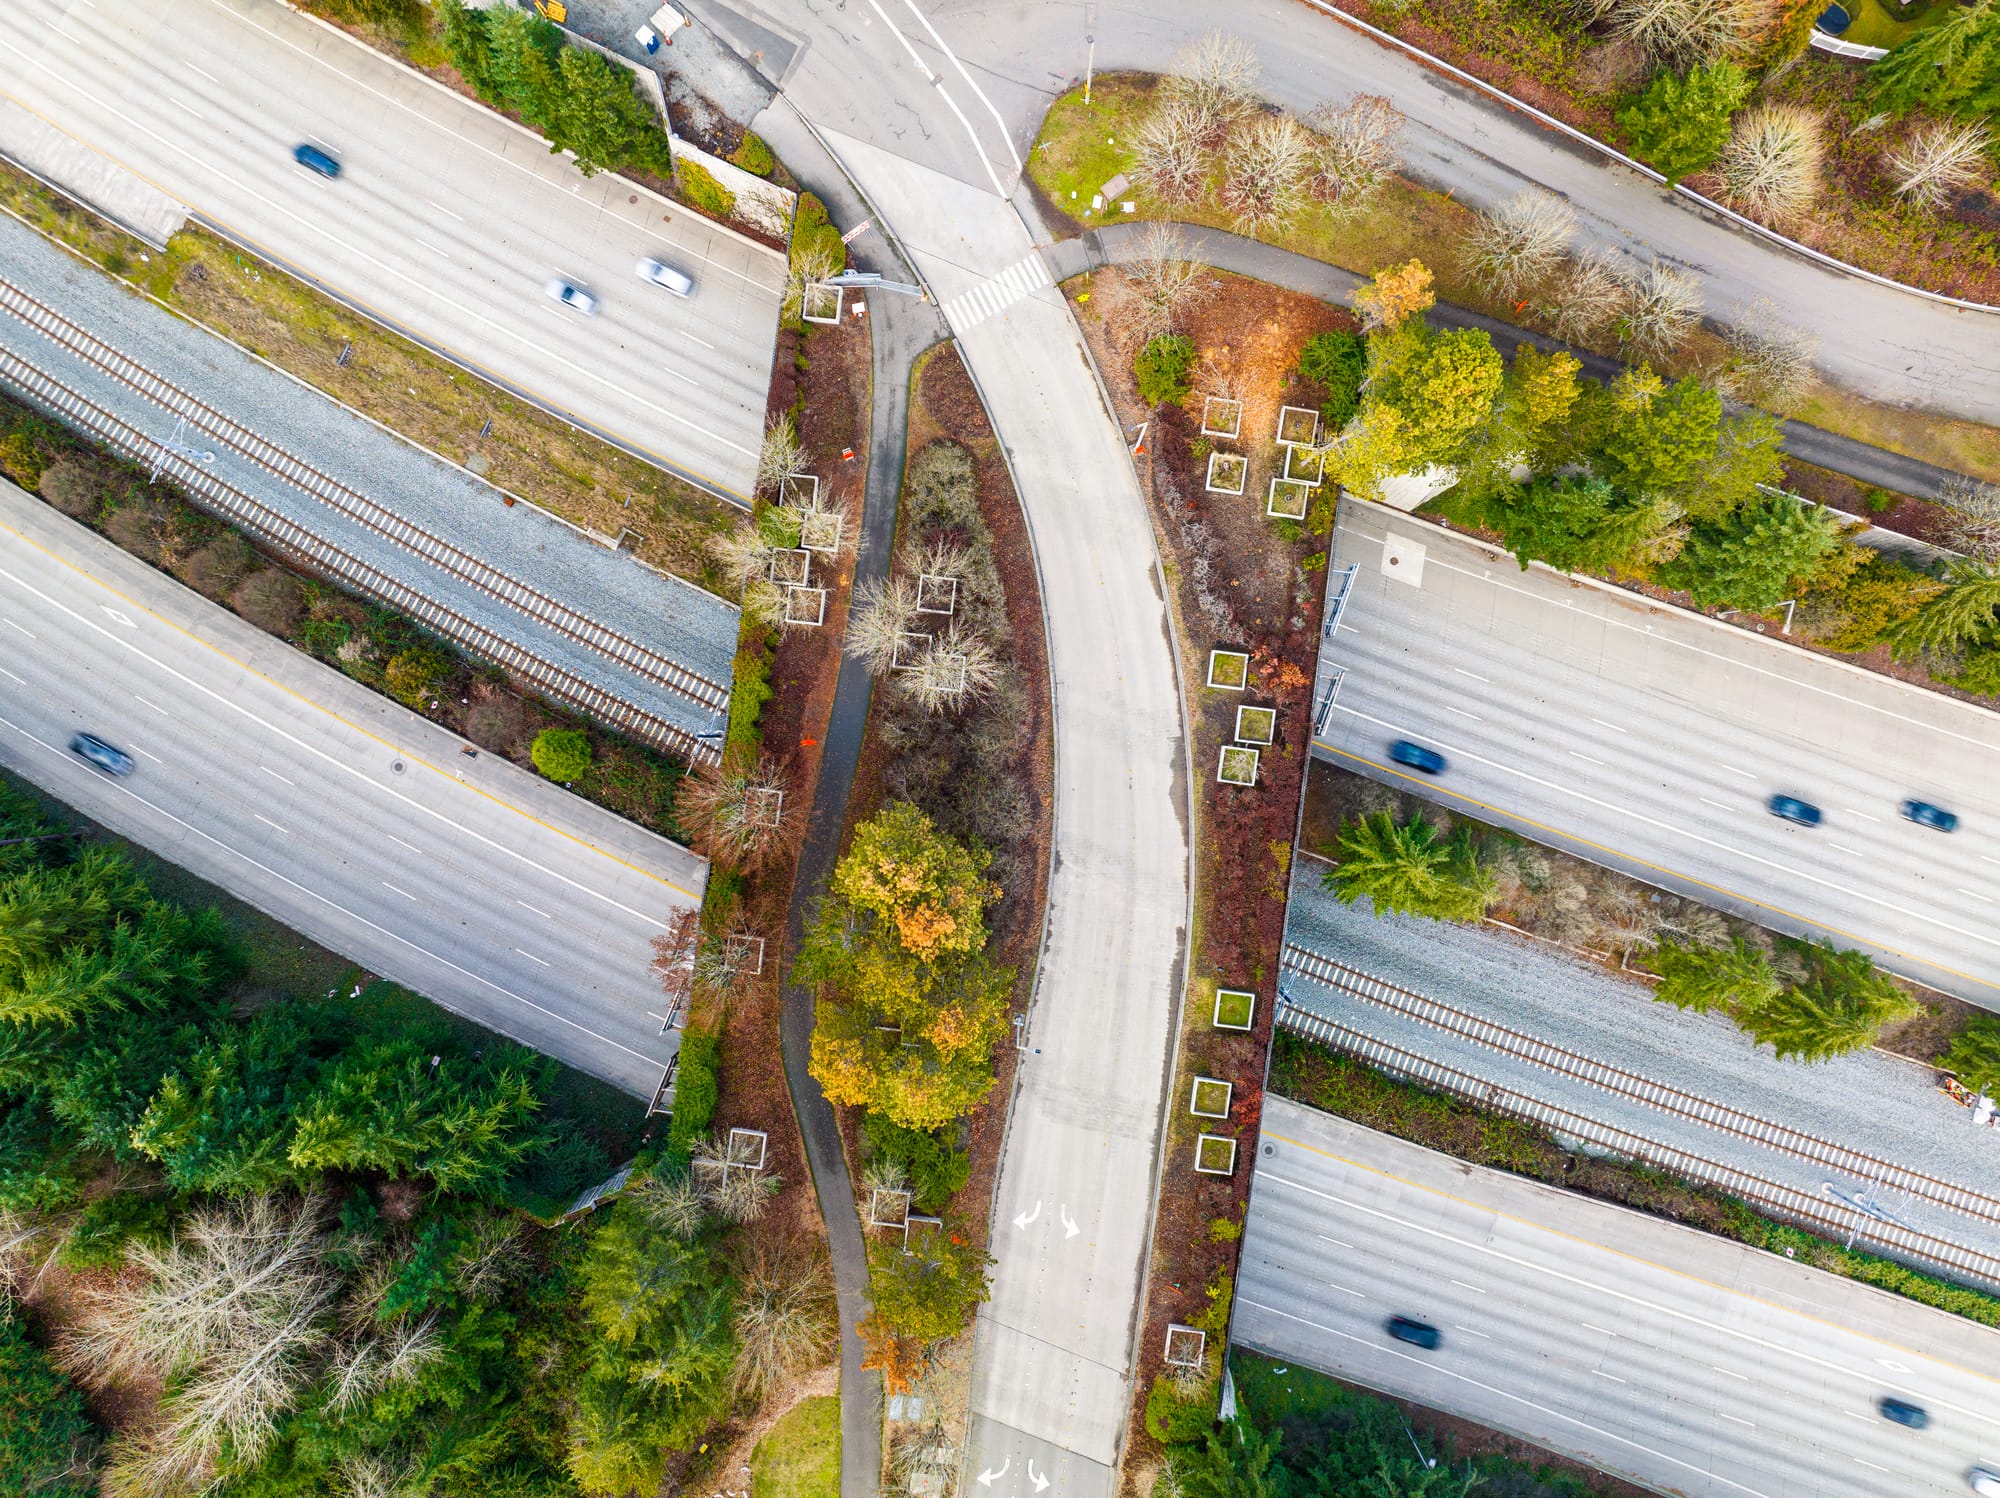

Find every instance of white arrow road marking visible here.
[1013,1200,1042,1230]
[976,1460,1010,1487]
[101,607,136,627]
[1060,1205,1079,1239]
[1028,1459,1050,1493]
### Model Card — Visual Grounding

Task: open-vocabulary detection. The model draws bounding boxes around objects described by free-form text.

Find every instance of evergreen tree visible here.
[1739,944,1917,1063]
[1889,559,2000,659]
[1944,1016,2000,1097]
[0,1305,98,1496]
[1658,491,1847,611]
[1593,374,1723,497]
[867,1225,993,1343]
[1324,813,1494,923]
[1368,323,1507,471]
[1870,0,2000,118]
[1174,1418,1278,1498]
[1619,63,1751,185]
[129,1010,326,1194]
[1483,474,1665,575]
[1649,937,1779,1013]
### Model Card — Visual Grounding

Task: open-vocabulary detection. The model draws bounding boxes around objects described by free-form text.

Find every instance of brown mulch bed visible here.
[1066,267,1335,1479]
[1781,459,1955,550]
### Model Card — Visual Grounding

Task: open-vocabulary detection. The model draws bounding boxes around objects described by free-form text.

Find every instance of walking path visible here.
[1054,222,1979,506]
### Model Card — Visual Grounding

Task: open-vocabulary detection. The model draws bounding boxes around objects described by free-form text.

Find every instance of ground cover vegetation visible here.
[0,397,689,838]
[1310,767,1922,1064]
[1272,1034,2000,1328]
[1156,1349,1637,1497]
[0,162,739,585]
[1026,52,2000,485]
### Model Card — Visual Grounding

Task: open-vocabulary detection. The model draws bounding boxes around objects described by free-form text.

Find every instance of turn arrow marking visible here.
[1013,1200,1042,1230]
[1028,1458,1050,1493]
[976,1460,1010,1487]
[1060,1205,1079,1239]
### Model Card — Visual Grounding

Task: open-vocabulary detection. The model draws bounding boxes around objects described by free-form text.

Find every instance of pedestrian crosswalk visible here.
[939,251,1054,333]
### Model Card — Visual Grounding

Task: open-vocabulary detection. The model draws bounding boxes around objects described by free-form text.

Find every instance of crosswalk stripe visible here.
[941,251,1054,333]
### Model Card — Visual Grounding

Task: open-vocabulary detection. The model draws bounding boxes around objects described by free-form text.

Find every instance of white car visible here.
[1970,1470,2000,1498]
[544,277,599,315]
[635,257,696,297]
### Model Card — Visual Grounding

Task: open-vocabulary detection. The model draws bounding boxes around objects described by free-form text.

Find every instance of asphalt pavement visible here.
[1314,501,2000,1007]
[0,479,703,1099]
[0,0,785,500]
[1239,1096,2000,1498]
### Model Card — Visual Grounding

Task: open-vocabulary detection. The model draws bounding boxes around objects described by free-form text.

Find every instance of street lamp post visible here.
[1084,35,1095,104]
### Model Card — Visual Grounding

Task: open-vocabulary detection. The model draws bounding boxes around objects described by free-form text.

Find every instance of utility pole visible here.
[1084,34,1095,104]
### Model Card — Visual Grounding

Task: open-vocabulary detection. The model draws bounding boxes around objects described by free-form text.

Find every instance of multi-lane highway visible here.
[0,480,702,1098]
[1313,501,2000,1005]
[0,0,784,499]
[1239,1095,2000,1498]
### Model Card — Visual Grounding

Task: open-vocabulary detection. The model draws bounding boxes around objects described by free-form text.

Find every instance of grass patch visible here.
[1272,1031,2000,1330]
[752,1394,840,1498]
[0,160,741,585]
[1032,75,1156,211]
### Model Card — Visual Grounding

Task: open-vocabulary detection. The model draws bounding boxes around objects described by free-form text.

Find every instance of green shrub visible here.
[1134,334,1197,407]
[731,132,777,177]
[1297,329,1367,430]
[726,639,775,760]
[1616,63,1749,185]
[297,615,354,658]
[384,644,452,708]
[864,1113,972,1213]
[791,192,848,277]
[665,1029,721,1159]
[0,414,61,491]
[1864,486,1895,514]
[676,157,738,220]
[0,1307,97,1496]
[56,1191,175,1271]
[1207,1216,1242,1243]
[1144,1373,1218,1445]
[531,727,593,782]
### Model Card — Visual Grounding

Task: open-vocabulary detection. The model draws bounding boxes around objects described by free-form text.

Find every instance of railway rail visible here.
[0,278,730,718]
[1281,942,2000,1234]
[1275,999,2000,1293]
[0,343,718,764]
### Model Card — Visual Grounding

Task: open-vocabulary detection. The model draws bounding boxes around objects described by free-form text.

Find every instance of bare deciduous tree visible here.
[627,1170,708,1241]
[1887,118,1993,213]
[846,573,923,675]
[1122,222,1215,340]
[1607,0,1763,64]
[732,1251,837,1398]
[1717,105,1824,220]
[675,755,794,870]
[1938,475,2000,561]
[709,522,782,595]
[1132,95,1217,207]
[1219,113,1314,235]
[1306,94,1404,216]
[1164,30,1262,125]
[1463,188,1577,298]
[1543,246,1629,345]
[783,239,841,322]
[906,624,1005,713]
[756,412,810,499]
[1617,260,1705,360]
[1721,298,1819,405]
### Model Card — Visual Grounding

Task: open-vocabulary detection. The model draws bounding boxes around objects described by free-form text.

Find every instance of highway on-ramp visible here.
[1238,1095,2000,1498]
[0,0,784,499]
[1313,500,2000,1007]
[0,480,703,1099]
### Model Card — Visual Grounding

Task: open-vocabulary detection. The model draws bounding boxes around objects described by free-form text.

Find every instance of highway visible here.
[0,0,784,500]
[0,479,703,1099]
[1238,1095,2000,1498]
[1312,500,2000,1006]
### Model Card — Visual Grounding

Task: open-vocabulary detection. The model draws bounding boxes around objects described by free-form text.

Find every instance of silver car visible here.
[635,257,695,297]
[544,277,599,315]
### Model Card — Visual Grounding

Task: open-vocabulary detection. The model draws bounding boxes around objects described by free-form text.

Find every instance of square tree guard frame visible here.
[1217,744,1260,786]
[1190,1076,1233,1119]
[800,509,845,554]
[1235,705,1277,745]
[1200,396,1243,439]
[1207,649,1250,690]
[768,547,812,586]
[1277,405,1320,447]
[1205,450,1248,496]
[1213,988,1255,1031]
[802,282,843,325]
[724,933,765,975]
[1194,1134,1238,1175]
[1164,1325,1207,1368]
[1267,478,1312,520]
[916,573,959,615]
[783,585,827,626]
[745,787,785,828]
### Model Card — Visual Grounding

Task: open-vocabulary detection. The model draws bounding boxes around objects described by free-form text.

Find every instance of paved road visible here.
[1313,500,2000,1007]
[736,0,2000,422]
[0,0,784,500]
[0,480,702,1098]
[1239,1095,2000,1498]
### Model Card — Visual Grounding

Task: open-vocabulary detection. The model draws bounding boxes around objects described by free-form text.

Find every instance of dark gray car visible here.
[69,732,135,776]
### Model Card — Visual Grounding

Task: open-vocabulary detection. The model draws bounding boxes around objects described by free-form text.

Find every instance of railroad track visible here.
[1275,1000,2000,1293]
[0,279,730,718]
[1282,943,2000,1234]
[0,345,717,764]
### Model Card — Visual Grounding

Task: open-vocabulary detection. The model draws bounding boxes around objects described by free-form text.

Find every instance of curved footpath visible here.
[1058,222,1981,504]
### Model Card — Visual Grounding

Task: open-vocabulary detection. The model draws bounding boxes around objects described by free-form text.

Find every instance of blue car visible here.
[69,733,135,777]
[1386,1316,1441,1351]
[1389,740,1446,775]
[1879,1397,1929,1430]
[1903,799,1959,833]
[1768,793,1822,827]
[293,143,342,179]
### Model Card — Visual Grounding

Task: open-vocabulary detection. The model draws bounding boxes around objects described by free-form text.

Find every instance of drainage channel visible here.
[1276,1000,2000,1294]
[1282,942,2000,1234]
[0,278,729,716]
[0,346,718,764]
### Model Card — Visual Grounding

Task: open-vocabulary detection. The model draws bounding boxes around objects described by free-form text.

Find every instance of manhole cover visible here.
[392,761,405,774]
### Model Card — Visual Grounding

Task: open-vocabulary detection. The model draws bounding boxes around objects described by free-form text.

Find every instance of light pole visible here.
[1084,34,1095,104]
[149,415,216,482]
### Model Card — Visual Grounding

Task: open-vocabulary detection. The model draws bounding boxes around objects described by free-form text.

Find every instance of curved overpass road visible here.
[0,0,784,499]
[0,480,702,1099]
[1239,1096,2000,1498]
[1314,501,2000,1005]
[798,0,2000,422]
